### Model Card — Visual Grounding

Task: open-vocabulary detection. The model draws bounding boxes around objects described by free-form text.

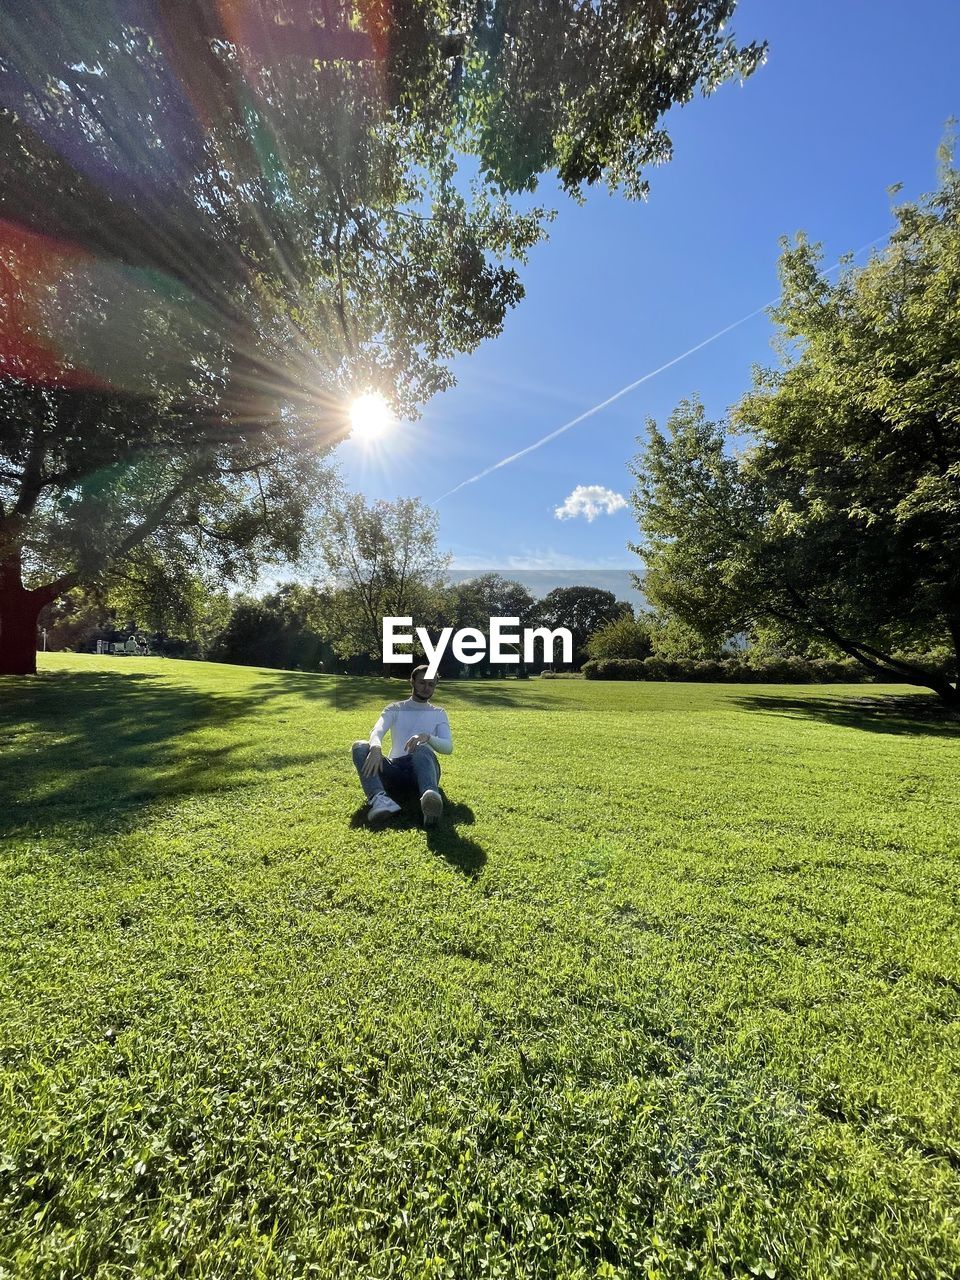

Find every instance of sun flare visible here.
[349,392,393,443]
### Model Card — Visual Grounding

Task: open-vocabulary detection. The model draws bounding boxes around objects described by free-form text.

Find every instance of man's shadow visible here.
[349,792,485,877]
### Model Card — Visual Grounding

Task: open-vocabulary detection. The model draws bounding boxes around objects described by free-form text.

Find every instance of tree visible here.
[37,586,113,654]
[105,552,234,657]
[2,1,764,673]
[208,585,331,671]
[311,478,449,662]
[630,156,960,705]
[438,573,538,674]
[584,611,652,661]
[537,585,633,667]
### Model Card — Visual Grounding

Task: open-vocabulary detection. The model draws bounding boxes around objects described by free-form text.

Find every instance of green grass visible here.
[2,653,959,1279]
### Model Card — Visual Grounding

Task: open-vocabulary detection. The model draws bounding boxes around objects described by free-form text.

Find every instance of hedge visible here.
[583,656,877,683]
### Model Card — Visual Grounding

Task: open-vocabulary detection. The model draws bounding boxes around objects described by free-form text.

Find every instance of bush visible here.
[584,615,653,662]
[808,658,865,682]
[209,601,328,671]
[582,655,875,684]
[690,659,726,682]
[642,656,682,681]
[890,650,958,682]
[747,656,817,683]
[582,659,648,680]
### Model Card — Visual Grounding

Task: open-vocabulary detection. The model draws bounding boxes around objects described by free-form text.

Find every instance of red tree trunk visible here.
[0,554,43,676]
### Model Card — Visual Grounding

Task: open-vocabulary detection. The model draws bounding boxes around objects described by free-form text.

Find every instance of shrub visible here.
[583,655,877,684]
[584,615,653,662]
[642,656,682,681]
[747,656,817,683]
[582,659,647,680]
[690,659,725,682]
[808,658,866,682]
[891,650,958,682]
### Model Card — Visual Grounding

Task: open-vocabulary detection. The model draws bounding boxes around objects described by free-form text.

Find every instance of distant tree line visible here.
[39,572,636,675]
[47,548,951,685]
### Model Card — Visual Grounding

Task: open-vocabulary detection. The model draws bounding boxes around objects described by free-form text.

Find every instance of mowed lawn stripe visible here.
[1,654,958,1278]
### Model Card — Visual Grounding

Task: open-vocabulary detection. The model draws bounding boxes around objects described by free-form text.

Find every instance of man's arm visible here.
[428,709,453,755]
[368,704,396,750]
[363,705,396,777]
[403,710,453,755]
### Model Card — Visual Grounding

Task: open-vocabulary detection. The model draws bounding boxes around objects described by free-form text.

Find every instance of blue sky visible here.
[335,0,960,576]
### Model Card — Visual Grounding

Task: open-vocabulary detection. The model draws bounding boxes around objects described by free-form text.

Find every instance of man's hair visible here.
[410,664,434,683]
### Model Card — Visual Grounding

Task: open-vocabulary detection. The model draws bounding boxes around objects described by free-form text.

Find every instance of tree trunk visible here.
[777,588,960,707]
[0,553,43,675]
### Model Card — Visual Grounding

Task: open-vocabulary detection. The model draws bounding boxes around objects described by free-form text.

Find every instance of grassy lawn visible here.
[2,653,959,1279]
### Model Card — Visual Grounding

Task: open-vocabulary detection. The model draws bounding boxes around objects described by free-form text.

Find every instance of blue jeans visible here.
[352,741,441,801]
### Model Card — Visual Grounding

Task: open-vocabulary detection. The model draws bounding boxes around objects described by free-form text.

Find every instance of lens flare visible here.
[349,392,392,442]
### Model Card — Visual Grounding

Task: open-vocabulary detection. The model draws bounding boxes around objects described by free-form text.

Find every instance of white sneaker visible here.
[368,792,401,826]
[420,789,443,828]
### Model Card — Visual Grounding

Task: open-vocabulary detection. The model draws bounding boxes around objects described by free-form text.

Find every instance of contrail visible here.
[434,234,889,503]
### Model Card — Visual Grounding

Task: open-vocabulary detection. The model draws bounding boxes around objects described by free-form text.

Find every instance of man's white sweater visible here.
[369,698,454,761]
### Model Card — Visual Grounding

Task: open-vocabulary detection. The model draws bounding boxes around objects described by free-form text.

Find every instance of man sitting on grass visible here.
[351,665,452,827]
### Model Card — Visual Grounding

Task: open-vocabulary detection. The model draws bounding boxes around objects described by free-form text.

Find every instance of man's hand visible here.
[361,744,383,777]
[404,733,430,753]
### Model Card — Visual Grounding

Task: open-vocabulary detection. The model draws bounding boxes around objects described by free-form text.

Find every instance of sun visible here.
[349,392,393,443]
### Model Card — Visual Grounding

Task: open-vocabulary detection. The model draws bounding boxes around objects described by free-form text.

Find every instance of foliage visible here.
[103,550,234,654]
[647,611,729,661]
[536,585,633,666]
[746,619,843,662]
[583,657,649,680]
[433,574,539,674]
[443,574,538,630]
[3,654,960,1276]
[454,0,766,200]
[37,586,113,653]
[584,611,653,661]
[208,585,331,671]
[631,158,960,703]
[584,655,871,683]
[1,1,765,673]
[311,478,450,660]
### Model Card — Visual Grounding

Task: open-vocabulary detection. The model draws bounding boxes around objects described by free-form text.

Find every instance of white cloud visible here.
[554,484,628,523]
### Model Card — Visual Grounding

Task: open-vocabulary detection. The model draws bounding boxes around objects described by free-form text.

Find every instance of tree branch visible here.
[110,462,210,566]
[30,571,81,608]
[333,208,355,356]
[255,470,269,525]
[781,581,957,693]
[12,424,47,520]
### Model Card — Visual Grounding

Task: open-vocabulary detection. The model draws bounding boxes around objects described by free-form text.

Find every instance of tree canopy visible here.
[584,611,653,662]
[1,0,764,673]
[630,155,960,704]
[208,584,332,672]
[538,585,633,665]
[310,478,450,661]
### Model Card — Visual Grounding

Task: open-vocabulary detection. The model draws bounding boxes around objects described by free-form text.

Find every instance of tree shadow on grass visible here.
[440,681,556,711]
[0,671,256,837]
[732,691,960,738]
[248,671,401,711]
[349,794,486,877]
[248,671,557,713]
